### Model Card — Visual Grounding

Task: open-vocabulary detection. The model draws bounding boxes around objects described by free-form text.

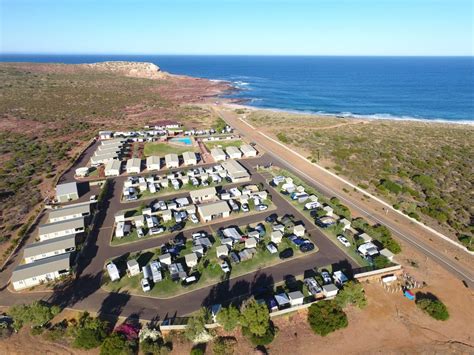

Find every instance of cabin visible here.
[146,156,161,171]
[271,230,283,244]
[159,253,172,266]
[189,187,217,204]
[274,293,290,309]
[38,217,85,242]
[245,237,258,249]
[184,253,198,268]
[216,245,229,258]
[11,253,71,290]
[165,153,179,168]
[226,146,242,159]
[126,158,142,174]
[322,283,339,298]
[197,201,231,223]
[49,203,90,223]
[240,144,257,157]
[293,224,306,237]
[104,159,122,176]
[23,235,75,264]
[221,160,250,182]
[211,148,227,162]
[55,182,79,203]
[182,151,197,166]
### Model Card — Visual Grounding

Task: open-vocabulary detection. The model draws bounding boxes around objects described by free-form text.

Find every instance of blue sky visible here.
[1,0,472,55]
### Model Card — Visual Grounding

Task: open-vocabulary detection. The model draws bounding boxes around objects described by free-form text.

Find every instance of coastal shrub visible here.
[72,312,109,349]
[242,325,275,346]
[458,234,474,251]
[412,174,435,191]
[378,179,402,194]
[276,132,289,143]
[212,336,237,355]
[307,300,348,336]
[415,293,449,321]
[335,281,367,309]
[372,255,391,269]
[100,332,133,355]
[8,301,61,331]
[216,305,240,331]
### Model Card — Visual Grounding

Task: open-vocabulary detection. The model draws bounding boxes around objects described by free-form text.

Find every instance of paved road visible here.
[214,106,474,288]
[0,154,355,320]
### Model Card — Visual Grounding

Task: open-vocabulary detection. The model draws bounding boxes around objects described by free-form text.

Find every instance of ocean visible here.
[1,54,473,122]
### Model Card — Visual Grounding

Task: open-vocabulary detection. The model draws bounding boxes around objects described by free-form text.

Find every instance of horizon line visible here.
[1,52,473,58]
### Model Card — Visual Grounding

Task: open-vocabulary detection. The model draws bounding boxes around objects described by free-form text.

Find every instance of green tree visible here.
[335,281,367,309]
[9,301,60,331]
[307,300,348,336]
[72,312,109,349]
[216,305,240,331]
[185,308,210,343]
[416,294,449,321]
[100,332,132,355]
[239,298,270,337]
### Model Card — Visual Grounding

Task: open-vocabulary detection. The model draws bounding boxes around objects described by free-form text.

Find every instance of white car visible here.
[137,227,145,238]
[141,278,151,292]
[192,232,206,239]
[89,195,97,202]
[256,204,268,211]
[149,227,165,235]
[337,235,351,247]
[220,261,231,273]
[189,214,199,224]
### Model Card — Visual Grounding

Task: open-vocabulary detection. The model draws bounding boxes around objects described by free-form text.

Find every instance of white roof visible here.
[240,144,256,154]
[226,146,241,155]
[165,153,179,163]
[146,155,160,165]
[182,151,196,160]
[189,187,217,200]
[56,182,78,196]
[211,148,226,157]
[126,158,141,169]
[198,200,230,217]
[105,159,121,171]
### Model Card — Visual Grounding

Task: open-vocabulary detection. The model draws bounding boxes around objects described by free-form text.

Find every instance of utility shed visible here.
[184,253,198,268]
[23,234,76,264]
[105,159,122,176]
[56,182,79,203]
[11,253,71,290]
[216,245,229,258]
[165,153,179,168]
[322,283,339,298]
[127,259,140,276]
[182,151,197,166]
[240,144,257,157]
[126,158,142,174]
[271,230,283,244]
[49,203,90,223]
[211,148,227,162]
[288,291,304,306]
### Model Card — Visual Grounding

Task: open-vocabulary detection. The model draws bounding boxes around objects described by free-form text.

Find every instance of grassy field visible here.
[103,221,317,298]
[204,139,243,150]
[248,110,474,241]
[143,142,197,157]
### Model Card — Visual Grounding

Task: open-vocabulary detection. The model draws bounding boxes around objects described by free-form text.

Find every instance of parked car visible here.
[170,222,184,232]
[192,231,207,240]
[337,235,351,247]
[265,214,278,223]
[321,271,332,285]
[137,227,145,238]
[141,278,151,292]
[189,214,199,224]
[89,195,97,202]
[149,227,165,235]
[183,276,197,286]
[266,243,278,254]
[300,241,315,252]
[279,248,294,259]
[291,237,306,246]
[241,203,249,212]
[256,204,268,211]
[220,261,231,273]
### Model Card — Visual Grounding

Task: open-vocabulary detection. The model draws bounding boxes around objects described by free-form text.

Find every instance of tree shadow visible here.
[415,291,440,302]
[97,290,131,329]
[331,259,355,278]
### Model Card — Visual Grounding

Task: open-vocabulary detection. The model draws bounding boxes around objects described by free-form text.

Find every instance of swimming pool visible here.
[169,137,192,145]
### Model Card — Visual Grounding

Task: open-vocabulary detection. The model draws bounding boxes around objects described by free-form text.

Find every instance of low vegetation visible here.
[335,281,367,309]
[248,110,474,240]
[307,300,348,336]
[415,292,449,321]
